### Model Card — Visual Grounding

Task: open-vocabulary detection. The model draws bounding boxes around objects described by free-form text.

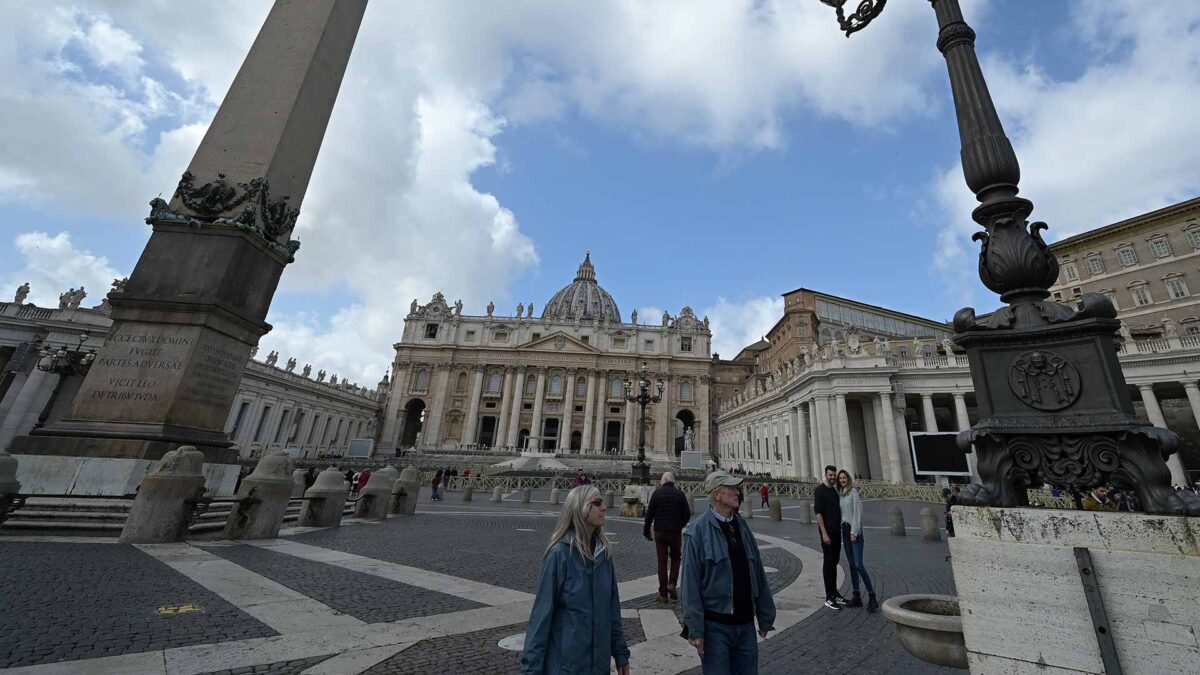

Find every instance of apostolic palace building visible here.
[376,253,715,460]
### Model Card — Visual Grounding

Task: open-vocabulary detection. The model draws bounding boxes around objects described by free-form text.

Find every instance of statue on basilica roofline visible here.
[301,364,311,378]
[516,302,524,318]
[285,357,296,372]
[410,298,418,315]
[329,374,338,385]
[316,369,326,382]
[662,311,670,327]
[631,309,637,324]
[265,351,278,366]
[1162,317,1179,339]
[527,302,534,318]
[941,337,957,355]
[1118,321,1133,342]
[486,301,494,318]
[454,299,463,317]
[13,282,30,305]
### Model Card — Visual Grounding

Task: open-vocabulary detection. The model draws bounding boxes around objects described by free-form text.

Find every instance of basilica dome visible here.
[542,252,622,323]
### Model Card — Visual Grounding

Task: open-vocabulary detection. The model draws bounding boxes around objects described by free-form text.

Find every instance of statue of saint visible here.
[1163,317,1179,338]
[454,299,463,317]
[662,311,670,327]
[1118,322,1133,342]
[265,350,278,366]
[301,364,311,377]
[250,345,259,359]
[683,427,695,452]
[486,301,494,318]
[13,282,29,304]
[516,302,524,318]
[329,374,338,385]
[316,369,326,382]
[410,298,418,315]
[703,315,710,331]
[285,358,296,372]
[527,302,534,318]
[941,337,957,355]
[631,309,637,324]
[71,287,86,309]
[58,288,75,309]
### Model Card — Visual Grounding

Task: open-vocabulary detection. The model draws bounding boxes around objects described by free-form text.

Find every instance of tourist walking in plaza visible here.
[814,464,846,610]
[838,470,878,612]
[758,482,769,508]
[431,469,443,500]
[681,470,775,673]
[643,471,692,603]
[522,485,630,675]
[356,468,371,495]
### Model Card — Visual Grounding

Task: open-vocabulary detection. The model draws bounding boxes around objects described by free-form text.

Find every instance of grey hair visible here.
[661,471,675,484]
[545,485,611,564]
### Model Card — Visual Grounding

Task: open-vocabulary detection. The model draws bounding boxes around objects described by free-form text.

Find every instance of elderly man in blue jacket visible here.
[681,470,776,674]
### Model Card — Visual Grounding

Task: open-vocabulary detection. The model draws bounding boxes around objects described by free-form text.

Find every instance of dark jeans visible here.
[760,496,768,508]
[841,523,875,594]
[654,531,682,595]
[701,620,758,675]
[820,532,842,601]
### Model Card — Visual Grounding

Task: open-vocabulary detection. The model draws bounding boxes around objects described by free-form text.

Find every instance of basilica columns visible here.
[495,369,514,448]
[506,367,526,447]
[921,394,939,432]
[424,364,452,444]
[378,363,410,453]
[623,386,637,452]
[592,371,609,450]
[462,367,485,446]
[877,392,902,483]
[0,368,57,451]
[790,405,810,479]
[560,369,576,450]
[655,377,671,458]
[529,368,547,450]
[580,370,597,452]
[1138,384,1187,486]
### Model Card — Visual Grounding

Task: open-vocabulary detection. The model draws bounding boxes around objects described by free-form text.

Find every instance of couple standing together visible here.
[521,470,776,674]
[813,465,878,612]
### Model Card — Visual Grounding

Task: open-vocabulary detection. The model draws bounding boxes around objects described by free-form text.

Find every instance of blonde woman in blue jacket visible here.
[838,470,878,612]
[522,485,631,674]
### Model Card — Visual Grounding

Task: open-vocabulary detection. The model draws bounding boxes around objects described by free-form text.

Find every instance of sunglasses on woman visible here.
[589,498,605,507]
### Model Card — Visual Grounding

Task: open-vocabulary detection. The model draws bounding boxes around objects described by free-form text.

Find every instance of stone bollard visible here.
[521,487,532,503]
[769,499,782,521]
[119,447,207,544]
[740,498,753,519]
[225,452,295,540]
[549,487,561,505]
[290,469,307,498]
[300,467,349,528]
[604,492,615,509]
[491,486,503,502]
[354,467,398,520]
[390,466,421,515]
[797,499,812,525]
[620,485,643,517]
[462,484,474,502]
[0,451,22,525]
[921,507,941,541]
[890,506,907,536]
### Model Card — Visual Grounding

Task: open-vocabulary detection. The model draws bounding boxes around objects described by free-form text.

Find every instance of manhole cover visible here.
[498,633,525,651]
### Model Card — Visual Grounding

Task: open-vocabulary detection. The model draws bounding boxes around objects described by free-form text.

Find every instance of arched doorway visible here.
[541,418,560,451]
[399,399,426,448]
[674,409,696,456]
[570,430,582,452]
[518,428,530,450]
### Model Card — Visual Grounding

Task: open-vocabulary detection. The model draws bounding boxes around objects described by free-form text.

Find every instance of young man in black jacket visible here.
[814,464,846,610]
[644,471,692,602]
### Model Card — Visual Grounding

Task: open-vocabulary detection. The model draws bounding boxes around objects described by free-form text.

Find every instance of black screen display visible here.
[910,433,970,475]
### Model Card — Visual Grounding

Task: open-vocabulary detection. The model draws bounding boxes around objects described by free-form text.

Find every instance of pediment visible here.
[518,331,600,354]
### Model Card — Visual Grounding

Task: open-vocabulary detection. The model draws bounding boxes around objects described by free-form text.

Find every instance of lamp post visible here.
[32,333,97,430]
[624,361,664,486]
[817,0,1198,514]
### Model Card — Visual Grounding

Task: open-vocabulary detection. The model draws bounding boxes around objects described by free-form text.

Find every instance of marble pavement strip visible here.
[240,538,537,606]
[134,543,364,635]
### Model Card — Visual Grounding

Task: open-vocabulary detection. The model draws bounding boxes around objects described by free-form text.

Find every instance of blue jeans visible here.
[701,621,758,675]
[842,523,875,594]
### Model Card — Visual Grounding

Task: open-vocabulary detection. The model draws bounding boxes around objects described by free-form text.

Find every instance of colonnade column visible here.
[893,398,915,483]
[1138,384,1188,486]
[529,368,547,451]
[877,392,902,484]
[580,370,597,452]
[592,371,609,450]
[921,394,939,432]
[505,367,526,447]
[0,368,57,451]
[623,382,637,452]
[952,392,980,481]
[654,377,670,459]
[790,406,805,478]
[814,395,833,473]
[495,368,514,448]
[462,366,485,447]
[834,393,856,477]
[560,369,576,451]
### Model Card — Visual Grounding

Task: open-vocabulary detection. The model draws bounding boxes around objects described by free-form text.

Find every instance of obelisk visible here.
[11,0,368,496]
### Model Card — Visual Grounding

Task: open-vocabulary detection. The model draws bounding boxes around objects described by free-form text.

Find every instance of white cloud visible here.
[931,0,1200,312]
[3,232,125,308]
[702,295,784,360]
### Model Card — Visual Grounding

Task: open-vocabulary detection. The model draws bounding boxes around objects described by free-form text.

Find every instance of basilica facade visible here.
[377,254,713,459]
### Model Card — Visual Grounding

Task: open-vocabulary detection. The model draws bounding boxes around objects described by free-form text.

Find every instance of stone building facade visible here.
[0,292,380,466]
[377,254,714,459]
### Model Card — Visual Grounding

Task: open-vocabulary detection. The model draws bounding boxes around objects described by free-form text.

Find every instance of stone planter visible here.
[881,594,968,669]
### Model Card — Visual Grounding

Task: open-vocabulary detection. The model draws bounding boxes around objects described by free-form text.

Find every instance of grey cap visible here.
[703,470,743,494]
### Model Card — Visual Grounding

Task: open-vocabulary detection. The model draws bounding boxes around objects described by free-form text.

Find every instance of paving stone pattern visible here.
[197,655,332,675]
[365,623,525,675]
[0,543,275,668]
[205,542,485,623]
[293,509,662,594]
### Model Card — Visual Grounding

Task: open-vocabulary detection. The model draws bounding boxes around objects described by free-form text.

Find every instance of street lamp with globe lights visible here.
[815,0,1198,513]
[624,362,664,486]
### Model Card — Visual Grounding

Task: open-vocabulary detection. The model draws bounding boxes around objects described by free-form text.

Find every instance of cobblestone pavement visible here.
[0,493,962,674]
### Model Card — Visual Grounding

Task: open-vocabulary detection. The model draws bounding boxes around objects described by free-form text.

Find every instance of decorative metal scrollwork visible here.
[825,0,887,37]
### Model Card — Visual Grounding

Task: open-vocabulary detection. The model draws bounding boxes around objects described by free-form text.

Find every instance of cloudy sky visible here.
[2,0,1199,385]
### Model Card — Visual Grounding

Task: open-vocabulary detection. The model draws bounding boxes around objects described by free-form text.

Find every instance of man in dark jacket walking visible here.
[644,471,692,603]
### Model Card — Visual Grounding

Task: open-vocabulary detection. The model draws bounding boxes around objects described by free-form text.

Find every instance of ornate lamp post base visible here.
[631,461,651,486]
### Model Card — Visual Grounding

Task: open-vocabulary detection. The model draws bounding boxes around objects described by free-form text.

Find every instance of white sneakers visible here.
[823,599,841,610]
